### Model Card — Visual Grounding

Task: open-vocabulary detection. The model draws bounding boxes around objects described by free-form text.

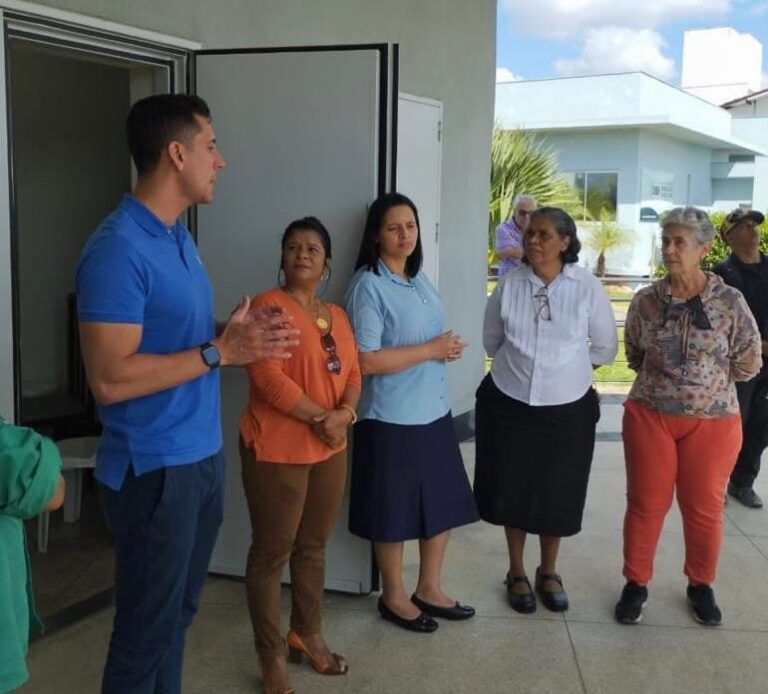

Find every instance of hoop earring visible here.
[319,266,332,296]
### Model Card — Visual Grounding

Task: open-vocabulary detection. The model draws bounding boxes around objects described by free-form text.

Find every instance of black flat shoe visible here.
[505,574,537,614]
[377,597,439,633]
[727,482,764,509]
[535,567,569,612]
[411,594,476,620]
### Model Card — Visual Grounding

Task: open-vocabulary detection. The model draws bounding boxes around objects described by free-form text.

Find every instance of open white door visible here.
[396,93,442,286]
[195,45,396,594]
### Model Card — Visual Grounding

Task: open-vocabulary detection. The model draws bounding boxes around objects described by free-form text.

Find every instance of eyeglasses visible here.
[516,209,533,216]
[533,287,551,321]
[320,332,342,374]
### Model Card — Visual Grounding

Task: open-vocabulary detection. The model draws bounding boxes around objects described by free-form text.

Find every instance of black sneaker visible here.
[686,584,722,626]
[727,482,764,509]
[614,582,648,624]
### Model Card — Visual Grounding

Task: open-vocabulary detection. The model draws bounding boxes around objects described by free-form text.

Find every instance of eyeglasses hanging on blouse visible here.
[320,332,342,374]
[533,286,551,321]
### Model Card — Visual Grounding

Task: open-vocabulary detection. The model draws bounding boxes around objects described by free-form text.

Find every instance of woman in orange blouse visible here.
[239,216,361,694]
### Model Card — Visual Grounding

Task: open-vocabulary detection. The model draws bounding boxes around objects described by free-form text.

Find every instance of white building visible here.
[496,72,768,276]
[682,27,763,106]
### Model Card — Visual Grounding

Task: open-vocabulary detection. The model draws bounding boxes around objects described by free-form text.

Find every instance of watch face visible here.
[201,343,220,367]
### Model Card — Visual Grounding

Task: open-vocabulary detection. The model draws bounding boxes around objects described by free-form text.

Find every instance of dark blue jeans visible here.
[100,451,225,694]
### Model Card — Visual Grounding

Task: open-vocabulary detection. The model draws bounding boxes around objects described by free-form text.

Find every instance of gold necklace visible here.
[284,287,329,330]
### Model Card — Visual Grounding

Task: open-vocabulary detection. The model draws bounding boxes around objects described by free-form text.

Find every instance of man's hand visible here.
[214,298,300,366]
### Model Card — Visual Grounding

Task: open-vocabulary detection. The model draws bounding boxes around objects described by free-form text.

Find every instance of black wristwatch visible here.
[199,341,221,370]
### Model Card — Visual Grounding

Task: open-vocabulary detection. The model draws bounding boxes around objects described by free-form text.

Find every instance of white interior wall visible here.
[11,43,130,394]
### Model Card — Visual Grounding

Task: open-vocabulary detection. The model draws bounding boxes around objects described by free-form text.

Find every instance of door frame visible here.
[0,3,197,422]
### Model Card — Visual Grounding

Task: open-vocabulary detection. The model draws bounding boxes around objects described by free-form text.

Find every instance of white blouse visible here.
[483,263,618,406]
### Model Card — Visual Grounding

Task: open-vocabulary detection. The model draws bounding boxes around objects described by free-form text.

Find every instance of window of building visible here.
[562,171,618,221]
[728,154,755,163]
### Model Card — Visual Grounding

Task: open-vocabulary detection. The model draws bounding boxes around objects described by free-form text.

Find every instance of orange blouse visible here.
[239,288,362,463]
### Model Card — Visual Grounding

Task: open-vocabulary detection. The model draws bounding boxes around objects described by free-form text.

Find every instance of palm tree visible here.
[582,209,635,277]
[489,125,582,256]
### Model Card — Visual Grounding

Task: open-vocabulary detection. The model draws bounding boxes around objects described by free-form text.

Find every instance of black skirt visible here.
[348,413,479,542]
[473,374,600,537]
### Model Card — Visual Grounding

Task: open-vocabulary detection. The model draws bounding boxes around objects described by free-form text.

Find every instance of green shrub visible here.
[653,210,768,277]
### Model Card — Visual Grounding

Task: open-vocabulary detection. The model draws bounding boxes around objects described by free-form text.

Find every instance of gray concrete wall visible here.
[637,131,713,208]
[712,178,755,210]
[540,129,641,215]
[30,0,496,415]
[731,99,768,118]
[538,129,646,273]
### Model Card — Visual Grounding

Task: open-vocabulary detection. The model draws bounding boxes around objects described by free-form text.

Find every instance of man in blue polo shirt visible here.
[75,94,298,694]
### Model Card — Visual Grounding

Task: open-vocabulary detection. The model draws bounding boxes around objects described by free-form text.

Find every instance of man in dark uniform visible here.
[714,208,767,509]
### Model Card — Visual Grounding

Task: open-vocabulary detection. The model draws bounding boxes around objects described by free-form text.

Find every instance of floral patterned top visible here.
[625,272,761,418]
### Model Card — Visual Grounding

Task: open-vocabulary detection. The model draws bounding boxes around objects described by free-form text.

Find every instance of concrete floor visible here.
[19,404,768,694]
[26,481,114,619]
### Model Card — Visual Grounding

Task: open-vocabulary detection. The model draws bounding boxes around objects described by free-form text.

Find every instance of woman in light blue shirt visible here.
[475,207,617,615]
[345,192,479,633]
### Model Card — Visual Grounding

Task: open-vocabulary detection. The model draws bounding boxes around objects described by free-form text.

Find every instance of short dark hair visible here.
[126,94,211,176]
[353,192,423,278]
[279,217,332,283]
[524,207,581,264]
[281,216,332,260]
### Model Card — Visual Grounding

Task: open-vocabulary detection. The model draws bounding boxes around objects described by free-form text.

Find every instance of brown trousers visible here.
[240,440,347,658]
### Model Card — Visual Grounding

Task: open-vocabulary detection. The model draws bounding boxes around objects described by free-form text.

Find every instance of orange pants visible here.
[622,399,741,586]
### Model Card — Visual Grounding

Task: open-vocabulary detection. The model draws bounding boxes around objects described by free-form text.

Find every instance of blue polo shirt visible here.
[344,260,448,425]
[75,194,221,490]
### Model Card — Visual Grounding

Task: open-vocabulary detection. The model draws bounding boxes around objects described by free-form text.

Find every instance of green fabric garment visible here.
[0,417,61,694]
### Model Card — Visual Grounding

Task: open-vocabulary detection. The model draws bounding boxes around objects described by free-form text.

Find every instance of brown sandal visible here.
[287,630,349,676]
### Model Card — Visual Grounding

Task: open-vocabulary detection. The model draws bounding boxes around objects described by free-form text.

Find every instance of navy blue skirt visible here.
[348,413,479,542]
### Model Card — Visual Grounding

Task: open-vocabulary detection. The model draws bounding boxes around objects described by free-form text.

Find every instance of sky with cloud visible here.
[496,0,768,86]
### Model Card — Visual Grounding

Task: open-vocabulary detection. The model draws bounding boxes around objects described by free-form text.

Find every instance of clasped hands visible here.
[311,408,353,448]
[430,330,469,363]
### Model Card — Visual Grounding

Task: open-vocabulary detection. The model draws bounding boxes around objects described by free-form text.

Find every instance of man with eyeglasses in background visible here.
[495,194,537,278]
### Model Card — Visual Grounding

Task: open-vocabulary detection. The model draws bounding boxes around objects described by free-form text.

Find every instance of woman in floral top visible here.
[614,207,761,628]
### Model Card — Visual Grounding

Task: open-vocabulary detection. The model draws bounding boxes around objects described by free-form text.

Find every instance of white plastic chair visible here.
[37,436,99,553]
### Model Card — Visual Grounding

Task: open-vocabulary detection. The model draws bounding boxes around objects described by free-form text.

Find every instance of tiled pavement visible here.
[20,404,768,693]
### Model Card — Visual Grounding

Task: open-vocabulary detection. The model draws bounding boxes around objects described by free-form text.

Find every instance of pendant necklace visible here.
[284,287,328,330]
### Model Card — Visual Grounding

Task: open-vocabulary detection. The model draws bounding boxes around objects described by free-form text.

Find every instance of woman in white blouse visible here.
[474,207,617,614]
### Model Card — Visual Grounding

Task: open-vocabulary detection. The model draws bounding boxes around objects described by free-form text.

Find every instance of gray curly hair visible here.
[661,206,715,245]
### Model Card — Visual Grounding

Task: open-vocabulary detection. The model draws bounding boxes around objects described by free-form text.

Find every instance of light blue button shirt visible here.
[345,260,449,425]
